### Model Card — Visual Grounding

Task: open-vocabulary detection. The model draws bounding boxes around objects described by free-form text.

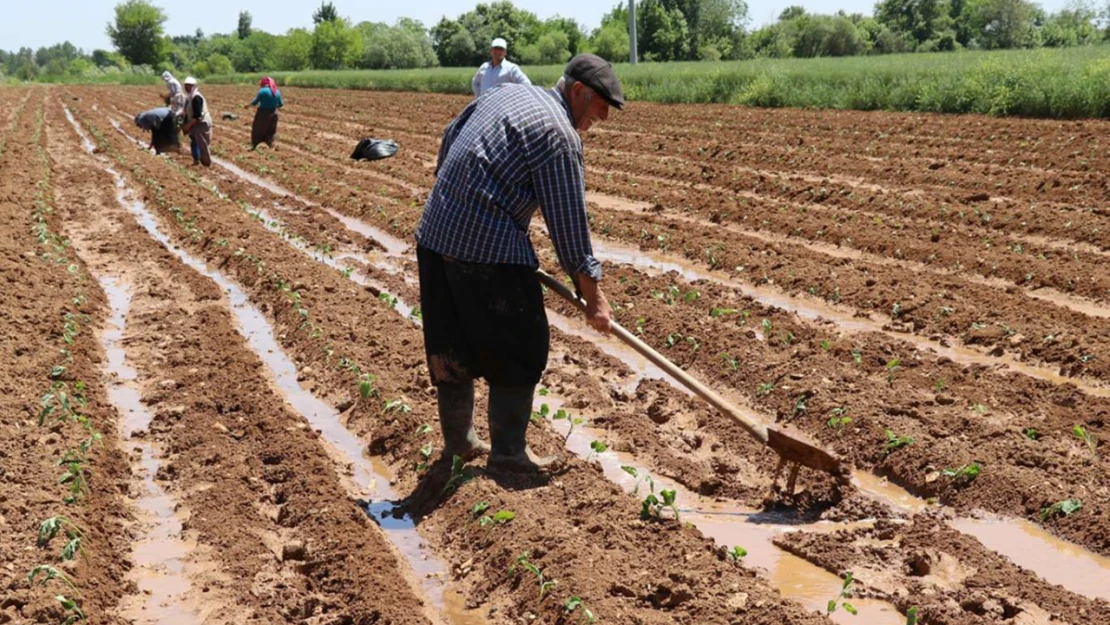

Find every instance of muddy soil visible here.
[9,83,1106,625]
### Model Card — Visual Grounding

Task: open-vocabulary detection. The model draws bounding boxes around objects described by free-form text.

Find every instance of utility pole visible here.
[628,0,638,64]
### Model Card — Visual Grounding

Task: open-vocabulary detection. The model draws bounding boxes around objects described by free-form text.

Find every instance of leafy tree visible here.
[313,2,340,24]
[590,19,631,61]
[638,0,691,60]
[238,11,253,39]
[273,28,313,70]
[232,31,276,72]
[1041,0,1100,45]
[106,0,168,66]
[962,0,1041,47]
[358,19,437,69]
[545,16,587,55]
[205,53,233,76]
[311,17,363,69]
[875,0,952,46]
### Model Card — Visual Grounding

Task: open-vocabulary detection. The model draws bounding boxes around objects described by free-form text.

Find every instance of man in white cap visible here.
[471,37,531,98]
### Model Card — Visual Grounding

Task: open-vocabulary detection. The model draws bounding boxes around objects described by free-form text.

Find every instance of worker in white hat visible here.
[471,37,531,98]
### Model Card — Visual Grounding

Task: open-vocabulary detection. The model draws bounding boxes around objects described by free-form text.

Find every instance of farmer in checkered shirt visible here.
[415,54,624,473]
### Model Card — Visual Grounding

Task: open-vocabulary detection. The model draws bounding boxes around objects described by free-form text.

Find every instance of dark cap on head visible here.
[563,53,624,110]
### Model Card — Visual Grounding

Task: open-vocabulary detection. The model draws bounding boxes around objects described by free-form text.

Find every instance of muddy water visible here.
[538,393,903,624]
[67,108,483,625]
[951,516,1110,602]
[548,293,1110,608]
[586,226,1110,399]
[98,276,205,624]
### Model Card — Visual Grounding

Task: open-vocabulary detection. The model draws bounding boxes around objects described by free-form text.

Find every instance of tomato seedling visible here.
[1040,498,1081,522]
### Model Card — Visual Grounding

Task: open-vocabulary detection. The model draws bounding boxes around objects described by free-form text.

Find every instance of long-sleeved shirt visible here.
[415,84,601,282]
[471,59,531,97]
[250,87,284,110]
[134,107,172,130]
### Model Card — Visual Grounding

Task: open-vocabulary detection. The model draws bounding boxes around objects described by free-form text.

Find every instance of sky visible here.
[1,0,1077,53]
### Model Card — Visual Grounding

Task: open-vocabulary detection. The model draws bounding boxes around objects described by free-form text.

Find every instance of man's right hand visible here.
[577,273,612,335]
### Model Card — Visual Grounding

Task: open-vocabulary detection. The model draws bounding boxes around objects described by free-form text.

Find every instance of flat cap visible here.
[564,54,624,110]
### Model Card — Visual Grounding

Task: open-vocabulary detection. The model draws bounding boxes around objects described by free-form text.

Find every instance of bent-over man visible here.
[416,54,624,473]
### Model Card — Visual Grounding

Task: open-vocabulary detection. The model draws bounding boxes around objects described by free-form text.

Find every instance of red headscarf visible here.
[260,77,279,97]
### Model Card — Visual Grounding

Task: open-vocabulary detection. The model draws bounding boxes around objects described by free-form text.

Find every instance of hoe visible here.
[537,270,849,495]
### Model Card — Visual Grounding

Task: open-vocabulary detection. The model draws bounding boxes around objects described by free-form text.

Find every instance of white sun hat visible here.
[183,76,197,86]
[491,37,507,50]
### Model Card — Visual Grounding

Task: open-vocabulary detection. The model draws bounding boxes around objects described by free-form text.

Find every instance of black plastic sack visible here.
[350,138,399,161]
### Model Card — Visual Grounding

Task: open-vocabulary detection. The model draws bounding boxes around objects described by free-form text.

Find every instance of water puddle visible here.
[67,107,480,625]
[585,226,1110,399]
[98,276,205,624]
[538,393,903,624]
[950,516,1110,602]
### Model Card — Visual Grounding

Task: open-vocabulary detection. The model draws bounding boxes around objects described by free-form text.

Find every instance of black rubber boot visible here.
[437,381,490,458]
[487,384,564,473]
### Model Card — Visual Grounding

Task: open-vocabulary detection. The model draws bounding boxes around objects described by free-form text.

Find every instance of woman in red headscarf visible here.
[245,76,284,150]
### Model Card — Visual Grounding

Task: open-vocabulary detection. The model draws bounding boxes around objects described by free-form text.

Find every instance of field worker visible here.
[181,76,213,167]
[245,76,284,150]
[471,37,531,98]
[416,53,623,473]
[162,71,186,116]
[134,107,180,154]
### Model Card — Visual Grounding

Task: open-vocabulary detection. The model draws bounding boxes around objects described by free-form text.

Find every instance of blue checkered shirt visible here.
[415,84,602,282]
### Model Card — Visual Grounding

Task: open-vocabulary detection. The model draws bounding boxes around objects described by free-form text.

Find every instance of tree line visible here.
[1,0,1108,82]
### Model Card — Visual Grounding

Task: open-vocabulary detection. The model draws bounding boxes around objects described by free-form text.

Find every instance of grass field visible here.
[206,45,1110,118]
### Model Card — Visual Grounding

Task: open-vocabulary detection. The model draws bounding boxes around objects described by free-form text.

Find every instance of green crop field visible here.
[207,45,1110,119]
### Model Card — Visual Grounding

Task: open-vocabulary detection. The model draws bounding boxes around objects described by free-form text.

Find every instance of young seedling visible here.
[935,377,947,392]
[56,595,86,625]
[511,552,556,601]
[727,546,748,561]
[826,572,858,615]
[384,399,412,414]
[531,402,551,424]
[886,358,901,386]
[57,455,88,504]
[1040,498,1082,522]
[443,455,473,494]
[641,488,679,521]
[710,307,738,318]
[1072,425,1098,457]
[827,408,852,436]
[409,306,423,321]
[471,501,491,519]
[942,462,982,484]
[719,352,739,372]
[552,409,584,444]
[884,429,914,454]
[415,444,434,472]
[905,606,919,625]
[27,565,76,590]
[358,373,378,399]
[756,382,775,397]
[564,596,597,624]
[621,466,653,495]
[665,332,683,348]
[820,340,832,351]
[1023,427,1039,441]
[851,349,863,364]
[793,394,809,415]
[587,440,608,461]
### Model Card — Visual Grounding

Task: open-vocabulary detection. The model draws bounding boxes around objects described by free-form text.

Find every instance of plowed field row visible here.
[1,83,1104,625]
